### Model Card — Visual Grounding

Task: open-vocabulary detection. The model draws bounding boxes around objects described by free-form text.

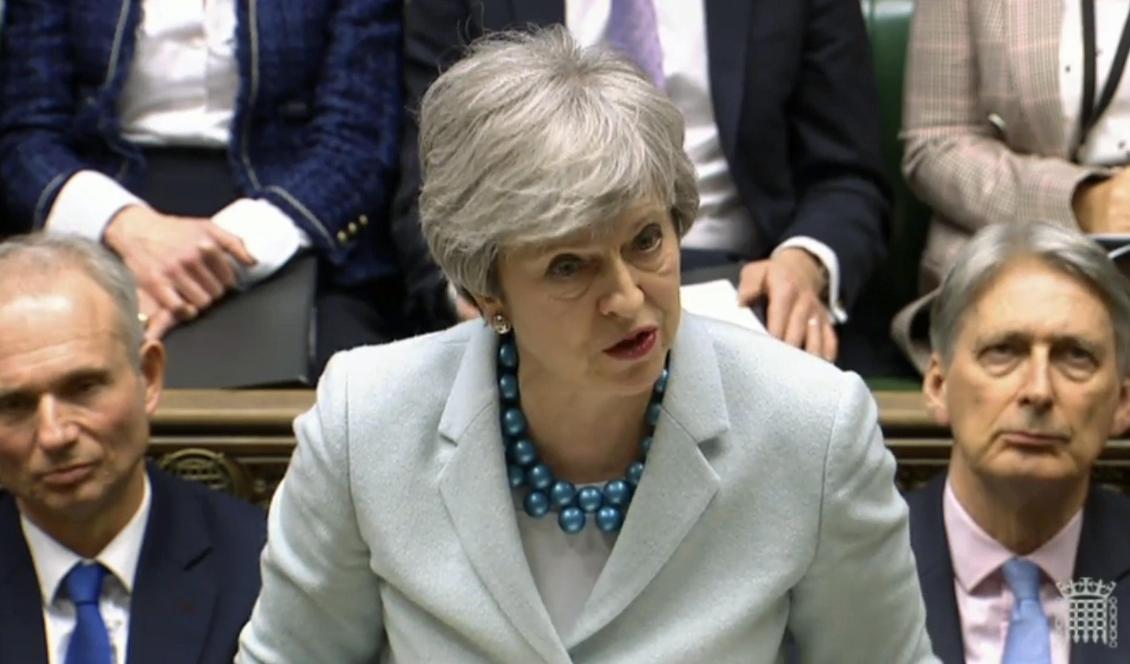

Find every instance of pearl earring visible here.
[491,313,512,334]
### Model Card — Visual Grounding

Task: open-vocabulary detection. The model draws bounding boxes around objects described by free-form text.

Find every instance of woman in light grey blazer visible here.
[237,28,937,663]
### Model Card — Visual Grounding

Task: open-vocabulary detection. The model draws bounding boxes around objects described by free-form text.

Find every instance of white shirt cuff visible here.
[773,237,847,324]
[44,171,145,241]
[211,198,312,288]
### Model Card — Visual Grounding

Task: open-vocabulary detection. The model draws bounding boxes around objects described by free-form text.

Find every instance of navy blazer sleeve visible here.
[777,0,889,307]
[0,0,111,231]
[238,0,403,267]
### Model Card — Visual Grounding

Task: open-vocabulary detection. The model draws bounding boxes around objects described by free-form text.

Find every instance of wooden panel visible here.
[148,390,1130,503]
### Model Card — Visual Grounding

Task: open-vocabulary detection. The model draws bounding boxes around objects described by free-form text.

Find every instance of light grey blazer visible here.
[236,314,937,663]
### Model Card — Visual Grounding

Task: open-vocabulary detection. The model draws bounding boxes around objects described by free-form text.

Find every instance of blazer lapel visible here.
[125,467,218,664]
[704,0,752,159]
[1068,487,1130,663]
[0,495,49,664]
[437,324,569,664]
[907,474,966,664]
[567,315,724,647]
[1006,0,1070,155]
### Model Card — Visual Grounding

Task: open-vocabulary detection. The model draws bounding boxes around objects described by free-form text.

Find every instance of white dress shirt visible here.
[19,475,153,664]
[45,0,308,287]
[1061,0,1130,166]
[567,0,845,321]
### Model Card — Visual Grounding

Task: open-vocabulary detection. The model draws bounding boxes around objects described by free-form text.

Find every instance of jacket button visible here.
[337,230,348,243]
[358,214,369,227]
[348,222,358,235]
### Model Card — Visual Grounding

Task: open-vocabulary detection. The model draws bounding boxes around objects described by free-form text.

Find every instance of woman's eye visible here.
[546,255,583,279]
[633,224,663,252]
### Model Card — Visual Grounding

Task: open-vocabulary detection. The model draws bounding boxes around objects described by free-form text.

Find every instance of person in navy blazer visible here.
[905,222,1130,663]
[0,234,265,664]
[391,0,890,360]
[0,0,406,367]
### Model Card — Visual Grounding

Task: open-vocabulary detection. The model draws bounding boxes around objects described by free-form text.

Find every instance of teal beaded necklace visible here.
[497,333,669,534]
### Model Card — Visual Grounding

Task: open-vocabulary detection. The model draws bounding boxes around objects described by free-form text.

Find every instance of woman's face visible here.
[484,201,681,398]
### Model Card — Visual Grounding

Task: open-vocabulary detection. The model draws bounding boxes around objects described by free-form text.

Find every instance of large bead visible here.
[527,463,554,491]
[498,341,518,369]
[603,479,632,507]
[626,461,645,486]
[653,367,669,394]
[502,408,527,437]
[645,402,662,427]
[508,438,537,467]
[550,480,577,509]
[507,464,526,488]
[524,490,550,518]
[498,374,519,402]
[577,486,603,513]
[558,506,586,534]
[595,505,624,532]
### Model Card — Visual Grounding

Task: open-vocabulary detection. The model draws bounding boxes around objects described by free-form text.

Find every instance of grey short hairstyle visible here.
[417,26,700,297]
[930,221,1130,376]
[0,234,144,366]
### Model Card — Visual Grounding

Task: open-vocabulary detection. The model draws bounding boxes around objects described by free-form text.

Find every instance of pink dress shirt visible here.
[943,479,1082,664]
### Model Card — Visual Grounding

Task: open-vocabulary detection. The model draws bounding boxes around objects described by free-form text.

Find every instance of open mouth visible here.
[604,327,658,360]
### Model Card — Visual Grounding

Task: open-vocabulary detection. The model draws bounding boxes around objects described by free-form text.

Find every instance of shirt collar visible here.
[19,474,153,605]
[943,477,1082,593]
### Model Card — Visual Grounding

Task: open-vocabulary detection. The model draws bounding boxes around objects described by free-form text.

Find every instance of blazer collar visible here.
[1006,0,1070,154]
[908,473,966,664]
[125,465,218,664]
[1074,485,1130,583]
[0,493,49,664]
[437,316,727,657]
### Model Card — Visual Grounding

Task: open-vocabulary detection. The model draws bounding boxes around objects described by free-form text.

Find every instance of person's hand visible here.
[1073,168,1130,233]
[104,205,257,322]
[136,290,178,341]
[737,248,838,361]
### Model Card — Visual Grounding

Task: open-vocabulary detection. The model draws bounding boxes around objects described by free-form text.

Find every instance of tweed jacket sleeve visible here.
[900,0,1105,233]
[239,0,402,266]
[0,0,118,231]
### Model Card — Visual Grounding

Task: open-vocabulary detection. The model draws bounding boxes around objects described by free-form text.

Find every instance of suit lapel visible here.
[504,0,564,27]
[1006,0,1070,155]
[0,494,49,664]
[704,0,752,159]
[437,324,569,664]
[1068,487,1130,663]
[567,315,724,647]
[125,467,217,664]
[907,474,966,664]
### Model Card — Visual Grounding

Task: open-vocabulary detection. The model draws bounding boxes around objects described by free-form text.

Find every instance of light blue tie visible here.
[63,562,112,664]
[605,0,665,89]
[1001,558,1052,664]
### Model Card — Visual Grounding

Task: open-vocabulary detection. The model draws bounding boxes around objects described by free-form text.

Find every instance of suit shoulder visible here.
[150,468,266,545]
[694,314,861,409]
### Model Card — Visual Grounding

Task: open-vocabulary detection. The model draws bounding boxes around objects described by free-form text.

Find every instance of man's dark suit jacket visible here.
[907,472,1130,663]
[391,0,890,327]
[0,464,266,663]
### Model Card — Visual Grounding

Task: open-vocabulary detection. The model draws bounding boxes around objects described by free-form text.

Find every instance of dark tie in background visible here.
[1001,558,1052,664]
[64,562,112,664]
[605,0,665,89]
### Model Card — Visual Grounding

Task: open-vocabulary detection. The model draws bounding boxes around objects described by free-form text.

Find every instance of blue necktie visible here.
[63,562,112,664]
[1001,558,1052,664]
[605,0,665,89]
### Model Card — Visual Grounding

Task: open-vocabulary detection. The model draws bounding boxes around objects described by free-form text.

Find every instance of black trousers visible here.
[138,147,406,380]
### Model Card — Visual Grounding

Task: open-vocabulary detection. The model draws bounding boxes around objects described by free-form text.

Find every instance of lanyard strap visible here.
[1077,0,1130,159]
